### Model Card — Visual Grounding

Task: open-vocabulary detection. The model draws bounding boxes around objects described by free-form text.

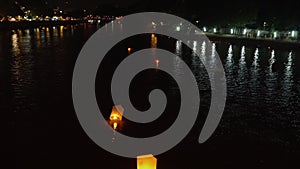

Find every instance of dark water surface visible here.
[2,24,300,168]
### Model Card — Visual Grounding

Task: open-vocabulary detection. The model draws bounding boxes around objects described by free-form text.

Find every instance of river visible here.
[1,23,299,168]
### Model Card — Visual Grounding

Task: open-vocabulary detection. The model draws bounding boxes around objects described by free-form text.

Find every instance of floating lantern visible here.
[137,154,157,169]
[109,105,124,130]
[128,47,132,53]
[110,105,123,121]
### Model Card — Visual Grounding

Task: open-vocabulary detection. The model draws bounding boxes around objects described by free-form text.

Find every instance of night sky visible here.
[0,0,139,11]
[0,0,299,11]
[0,0,299,28]
[0,0,300,30]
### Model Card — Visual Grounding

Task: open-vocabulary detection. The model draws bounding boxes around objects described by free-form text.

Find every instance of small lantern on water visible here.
[128,47,132,53]
[109,105,123,130]
[137,154,157,169]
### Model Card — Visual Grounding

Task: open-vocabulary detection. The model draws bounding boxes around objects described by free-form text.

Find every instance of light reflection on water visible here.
[208,43,217,89]
[250,48,260,96]
[226,45,233,65]
[285,52,293,79]
[253,48,259,68]
[200,41,206,64]
[269,50,276,72]
[225,45,234,78]
[192,40,197,56]
[60,26,64,38]
[282,51,294,106]
[238,46,247,81]
[173,40,183,78]
[168,37,299,143]
[10,29,36,118]
[7,26,79,119]
[175,40,182,55]
[211,43,216,66]
[6,27,299,118]
[190,41,199,75]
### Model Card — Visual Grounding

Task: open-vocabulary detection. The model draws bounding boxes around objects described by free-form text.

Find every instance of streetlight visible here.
[213,28,217,33]
[274,31,277,39]
[243,28,247,35]
[291,31,295,38]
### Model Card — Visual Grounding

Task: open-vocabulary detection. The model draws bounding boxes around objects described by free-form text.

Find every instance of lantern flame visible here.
[113,122,118,130]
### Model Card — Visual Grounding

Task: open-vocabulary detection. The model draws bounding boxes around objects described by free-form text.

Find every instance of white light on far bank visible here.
[213,28,217,33]
[291,31,295,37]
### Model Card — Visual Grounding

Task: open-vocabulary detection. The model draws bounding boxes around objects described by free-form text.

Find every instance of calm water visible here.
[2,24,300,168]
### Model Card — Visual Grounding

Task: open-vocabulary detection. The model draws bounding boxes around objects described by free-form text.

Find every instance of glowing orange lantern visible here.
[137,154,157,169]
[109,105,123,130]
[110,105,123,121]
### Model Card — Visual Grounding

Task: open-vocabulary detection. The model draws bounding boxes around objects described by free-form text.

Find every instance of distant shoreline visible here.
[0,20,89,30]
[1,21,299,50]
[205,33,300,50]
